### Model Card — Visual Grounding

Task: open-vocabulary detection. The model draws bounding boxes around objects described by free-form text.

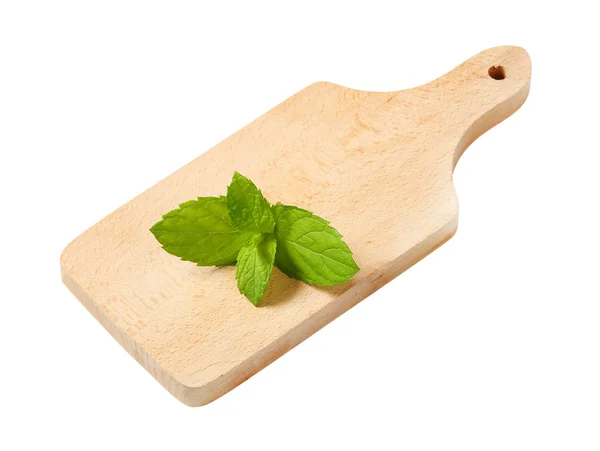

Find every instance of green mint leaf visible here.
[150,197,253,266]
[272,205,359,286]
[235,233,277,306]
[227,172,275,233]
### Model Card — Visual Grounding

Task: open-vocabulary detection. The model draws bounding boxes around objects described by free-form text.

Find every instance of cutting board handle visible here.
[419,46,531,167]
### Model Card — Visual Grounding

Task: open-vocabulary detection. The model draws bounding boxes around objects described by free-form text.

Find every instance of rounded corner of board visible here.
[171,382,221,408]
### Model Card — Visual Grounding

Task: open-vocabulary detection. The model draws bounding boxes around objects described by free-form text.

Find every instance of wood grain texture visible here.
[61,46,531,406]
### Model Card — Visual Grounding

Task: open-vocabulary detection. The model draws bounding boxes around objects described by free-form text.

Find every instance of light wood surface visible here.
[61,46,531,406]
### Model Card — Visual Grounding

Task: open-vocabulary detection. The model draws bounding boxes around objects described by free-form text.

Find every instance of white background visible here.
[1,1,599,450]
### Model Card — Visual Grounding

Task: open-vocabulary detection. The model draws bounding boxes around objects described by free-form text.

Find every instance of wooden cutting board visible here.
[61,46,531,406]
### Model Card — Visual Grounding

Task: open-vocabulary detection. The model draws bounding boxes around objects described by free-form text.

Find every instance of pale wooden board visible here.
[61,46,531,406]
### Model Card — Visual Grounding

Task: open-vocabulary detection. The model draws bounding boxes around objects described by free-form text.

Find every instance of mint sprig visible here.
[151,172,359,306]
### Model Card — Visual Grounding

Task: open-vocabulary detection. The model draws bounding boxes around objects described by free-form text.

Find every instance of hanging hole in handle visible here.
[488,65,506,80]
